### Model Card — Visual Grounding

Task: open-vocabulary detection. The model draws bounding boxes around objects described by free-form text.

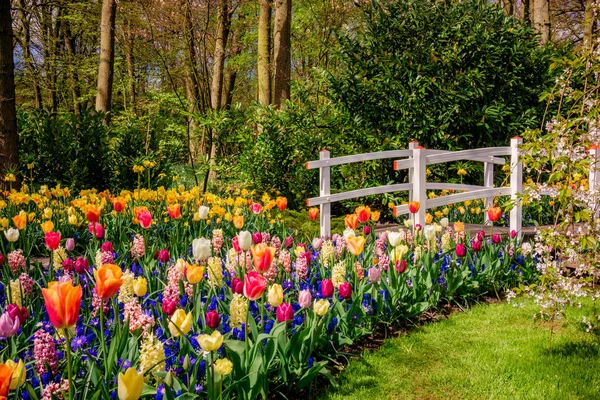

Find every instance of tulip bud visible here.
[164,371,174,387]
[276,302,294,323]
[232,236,241,253]
[363,225,371,235]
[101,241,113,253]
[511,230,517,239]
[63,258,74,272]
[368,267,381,283]
[183,354,191,372]
[238,231,252,251]
[492,233,501,244]
[159,249,170,263]
[0,254,4,266]
[206,310,221,330]
[162,298,177,316]
[472,240,483,252]
[65,238,75,252]
[284,237,293,248]
[312,237,323,250]
[75,257,89,273]
[477,230,486,242]
[231,277,243,294]
[397,259,407,274]
[198,205,210,220]
[133,277,147,297]
[440,218,449,228]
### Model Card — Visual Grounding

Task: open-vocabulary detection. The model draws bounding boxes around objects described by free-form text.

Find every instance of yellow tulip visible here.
[346,236,366,256]
[5,359,25,389]
[197,330,223,352]
[133,277,147,297]
[313,299,330,316]
[40,220,54,233]
[214,358,233,376]
[185,264,205,285]
[267,284,283,307]
[168,309,193,337]
[233,215,244,229]
[118,367,144,400]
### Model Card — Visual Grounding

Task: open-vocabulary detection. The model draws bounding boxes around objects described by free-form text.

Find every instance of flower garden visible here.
[0,186,537,399]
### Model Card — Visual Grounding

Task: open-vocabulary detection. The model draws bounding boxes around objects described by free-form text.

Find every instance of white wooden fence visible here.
[306,137,600,239]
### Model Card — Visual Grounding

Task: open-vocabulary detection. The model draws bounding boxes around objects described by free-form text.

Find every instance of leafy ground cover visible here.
[323,298,600,400]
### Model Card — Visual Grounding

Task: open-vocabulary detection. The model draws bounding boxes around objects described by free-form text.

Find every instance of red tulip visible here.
[112,197,126,212]
[455,243,466,258]
[363,225,371,235]
[396,259,407,274]
[284,237,293,248]
[88,222,105,239]
[276,302,294,323]
[101,241,113,253]
[276,197,287,211]
[321,279,334,297]
[339,282,352,300]
[231,277,243,294]
[206,310,221,330]
[408,201,420,214]
[232,236,241,253]
[42,280,82,329]
[477,230,485,242]
[487,206,502,223]
[308,207,319,221]
[159,249,170,263]
[472,240,482,252]
[85,204,101,223]
[62,258,74,272]
[162,298,177,316]
[75,257,89,273]
[44,231,61,251]
[138,211,152,229]
[243,271,267,300]
[511,230,517,239]
[6,304,28,325]
[168,203,181,219]
[492,233,501,244]
[0,254,4,266]
[252,232,262,244]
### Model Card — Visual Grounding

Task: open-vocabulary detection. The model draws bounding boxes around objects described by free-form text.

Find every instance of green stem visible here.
[99,301,108,376]
[64,328,74,400]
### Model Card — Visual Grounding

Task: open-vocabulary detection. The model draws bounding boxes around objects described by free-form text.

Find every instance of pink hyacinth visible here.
[123,299,155,334]
[34,329,59,375]
[212,230,224,254]
[271,236,282,254]
[8,249,25,274]
[264,259,278,282]
[295,253,308,280]
[334,237,346,258]
[91,290,110,317]
[100,250,114,265]
[375,238,386,257]
[19,273,34,297]
[131,234,145,259]
[261,232,271,244]
[378,254,390,271]
[354,261,364,280]
[278,249,291,274]
[41,379,69,400]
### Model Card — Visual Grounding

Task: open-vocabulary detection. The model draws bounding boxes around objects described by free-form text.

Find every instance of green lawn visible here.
[322,298,600,400]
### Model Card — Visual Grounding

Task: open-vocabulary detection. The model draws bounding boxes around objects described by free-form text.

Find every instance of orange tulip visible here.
[308,207,319,221]
[42,280,82,329]
[233,215,244,229]
[355,206,371,223]
[345,214,359,229]
[11,213,26,230]
[346,235,366,256]
[113,197,127,213]
[133,206,149,219]
[276,197,287,211]
[86,204,101,223]
[408,201,420,214]
[94,264,124,299]
[487,206,502,223]
[0,363,12,398]
[168,203,181,219]
[251,243,276,273]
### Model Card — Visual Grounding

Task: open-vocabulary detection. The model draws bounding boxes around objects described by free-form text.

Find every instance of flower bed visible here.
[0,187,536,399]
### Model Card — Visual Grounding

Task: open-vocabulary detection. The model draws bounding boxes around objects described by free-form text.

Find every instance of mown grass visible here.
[322,298,600,400]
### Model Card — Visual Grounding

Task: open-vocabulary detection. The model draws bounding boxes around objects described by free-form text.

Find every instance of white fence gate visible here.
[306,137,600,239]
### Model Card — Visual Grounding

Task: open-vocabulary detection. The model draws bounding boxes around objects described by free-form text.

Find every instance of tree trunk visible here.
[125,16,136,113]
[503,0,513,17]
[184,0,201,158]
[257,0,272,105]
[584,0,595,49]
[222,70,237,110]
[95,0,117,124]
[273,0,292,107]
[0,0,19,184]
[520,0,531,26]
[64,17,81,115]
[18,0,42,109]
[42,5,62,113]
[532,0,549,44]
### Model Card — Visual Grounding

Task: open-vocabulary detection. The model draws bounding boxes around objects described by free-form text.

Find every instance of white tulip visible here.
[198,205,210,220]
[440,218,449,228]
[4,228,19,243]
[343,229,356,240]
[238,231,252,251]
[192,238,211,261]
[423,225,436,242]
[388,231,402,247]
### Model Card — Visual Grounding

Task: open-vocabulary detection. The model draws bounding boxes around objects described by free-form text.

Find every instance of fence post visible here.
[413,146,427,227]
[510,137,523,239]
[408,141,419,202]
[319,150,331,238]
[589,145,600,217]
[483,157,494,225]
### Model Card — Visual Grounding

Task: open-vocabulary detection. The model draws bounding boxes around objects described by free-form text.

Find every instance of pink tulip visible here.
[298,289,312,309]
[159,249,170,263]
[284,237,293,249]
[62,258,74,272]
[6,304,27,325]
[492,233,501,244]
[363,225,371,235]
[369,267,381,283]
[232,236,241,253]
[250,203,263,214]
[138,211,152,229]
[65,238,75,252]
[0,312,19,338]
[206,310,221,330]
[276,302,294,323]
[455,243,466,258]
[477,231,485,242]
[511,230,517,239]
[252,232,262,244]
[321,279,334,297]
[162,298,177,316]
[75,257,89,273]
[339,282,352,300]
[231,277,243,294]
[396,259,407,273]
[101,242,113,253]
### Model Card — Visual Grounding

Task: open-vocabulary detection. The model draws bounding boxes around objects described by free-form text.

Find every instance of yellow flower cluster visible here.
[139,334,166,381]
[331,262,346,288]
[118,270,136,304]
[229,294,248,328]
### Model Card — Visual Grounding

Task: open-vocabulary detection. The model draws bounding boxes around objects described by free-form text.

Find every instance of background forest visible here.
[0,0,597,212]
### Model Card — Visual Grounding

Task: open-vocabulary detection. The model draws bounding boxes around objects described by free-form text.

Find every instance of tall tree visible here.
[257,0,272,105]
[63,11,81,115]
[520,0,531,25]
[503,0,513,17]
[273,0,291,106]
[583,0,595,49]
[532,0,550,43]
[96,0,117,124]
[18,0,42,109]
[0,0,18,182]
